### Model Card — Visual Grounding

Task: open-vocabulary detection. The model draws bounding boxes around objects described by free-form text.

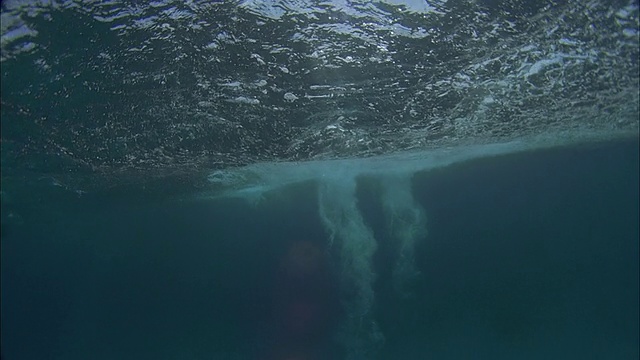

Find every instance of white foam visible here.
[204,130,637,200]
[203,138,525,201]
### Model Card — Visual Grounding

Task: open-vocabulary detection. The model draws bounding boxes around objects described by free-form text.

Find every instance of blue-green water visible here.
[2,139,638,359]
[1,0,639,359]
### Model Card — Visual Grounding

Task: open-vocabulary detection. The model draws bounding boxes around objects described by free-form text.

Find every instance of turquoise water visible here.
[2,139,638,359]
[1,0,639,359]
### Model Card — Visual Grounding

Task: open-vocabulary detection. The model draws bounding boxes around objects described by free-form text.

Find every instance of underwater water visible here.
[1,0,639,359]
[2,138,638,360]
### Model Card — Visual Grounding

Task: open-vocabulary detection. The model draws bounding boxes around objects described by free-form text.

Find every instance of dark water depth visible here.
[1,138,638,360]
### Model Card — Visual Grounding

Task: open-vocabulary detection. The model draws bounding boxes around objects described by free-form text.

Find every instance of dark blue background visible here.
[2,139,638,359]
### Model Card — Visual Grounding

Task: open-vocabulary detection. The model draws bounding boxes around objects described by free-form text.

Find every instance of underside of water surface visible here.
[1,0,638,195]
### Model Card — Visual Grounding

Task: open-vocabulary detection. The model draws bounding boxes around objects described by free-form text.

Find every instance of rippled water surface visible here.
[2,0,638,192]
